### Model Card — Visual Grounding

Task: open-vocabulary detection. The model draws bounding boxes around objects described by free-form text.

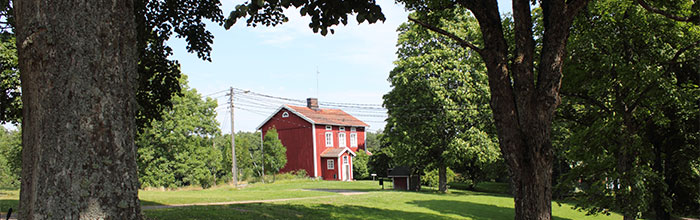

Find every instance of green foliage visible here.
[367,138,395,177]
[352,152,370,180]
[134,0,224,129]
[272,170,309,182]
[137,75,223,189]
[557,0,700,218]
[364,129,382,152]
[0,127,20,188]
[383,10,500,191]
[0,0,224,127]
[225,0,385,36]
[262,128,287,179]
[423,167,456,188]
[0,34,19,124]
[216,131,265,182]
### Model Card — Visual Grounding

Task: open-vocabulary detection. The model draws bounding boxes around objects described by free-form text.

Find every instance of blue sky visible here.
[171,1,513,134]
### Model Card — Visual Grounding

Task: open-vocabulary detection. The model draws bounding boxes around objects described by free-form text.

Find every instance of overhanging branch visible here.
[636,0,700,24]
[407,16,483,53]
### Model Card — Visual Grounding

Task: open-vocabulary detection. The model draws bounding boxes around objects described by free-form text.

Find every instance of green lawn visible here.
[0,188,19,215]
[2,180,623,219]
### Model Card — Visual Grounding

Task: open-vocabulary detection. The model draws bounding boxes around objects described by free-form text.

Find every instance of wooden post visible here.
[230,87,238,187]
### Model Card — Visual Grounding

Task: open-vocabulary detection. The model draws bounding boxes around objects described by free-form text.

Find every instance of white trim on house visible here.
[312,123,318,177]
[327,159,334,169]
[282,111,289,118]
[325,132,333,147]
[407,176,410,190]
[350,133,357,147]
[349,155,353,180]
[351,127,356,132]
[337,157,341,180]
[343,155,349,181]
[326,125,332,130]
[319,147,357,157]
[256,105,317,130]
[339,126,345,131]
[338,132,346,148]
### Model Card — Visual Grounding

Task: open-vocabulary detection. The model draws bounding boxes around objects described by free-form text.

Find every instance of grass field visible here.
[2,180,623,219]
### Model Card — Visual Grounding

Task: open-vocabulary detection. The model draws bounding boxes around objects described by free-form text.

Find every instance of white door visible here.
[343,156,349,181]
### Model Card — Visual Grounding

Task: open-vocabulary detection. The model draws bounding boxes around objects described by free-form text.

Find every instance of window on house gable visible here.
[327,159,335,169]
[350,133,357,147]
[282,112,289,118]
[338,133,346,148]
[326,125,332,130]
[339,127,345,131]
[325,132,333,147]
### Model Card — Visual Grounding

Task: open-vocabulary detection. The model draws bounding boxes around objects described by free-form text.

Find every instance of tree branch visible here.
[670,39,700,64]
[560,91,613,114]
[565,0,592,19]
[407,16,483,53]
[636,0,700,24]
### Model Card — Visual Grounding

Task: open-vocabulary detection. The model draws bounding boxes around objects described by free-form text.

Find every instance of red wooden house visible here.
[257,98,369,180]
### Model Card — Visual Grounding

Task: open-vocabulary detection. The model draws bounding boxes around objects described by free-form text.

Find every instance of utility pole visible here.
[230,87,238,187]
[260,132,265,183]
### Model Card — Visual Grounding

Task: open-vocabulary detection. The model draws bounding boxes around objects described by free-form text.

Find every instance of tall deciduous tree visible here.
[13,0,224,218]
[384,10,498,192]
[262,128,287,182]
[556,0,700,218]
[137,76,222,188]
[15,0,141,218]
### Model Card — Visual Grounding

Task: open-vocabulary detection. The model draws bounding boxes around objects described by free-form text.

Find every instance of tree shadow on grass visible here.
[143,202,454,220]
[408,200,574,220]
[1,199,19,219]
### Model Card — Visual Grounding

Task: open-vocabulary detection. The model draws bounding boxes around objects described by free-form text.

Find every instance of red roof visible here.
[285,104,369,127]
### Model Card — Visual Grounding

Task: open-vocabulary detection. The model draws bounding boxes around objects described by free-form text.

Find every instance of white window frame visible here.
[343,156,349,164]
[339,126,345,131]
[327,159,335,169]
[338,132,346,148]
[282,112,289,118]
[350,133,357,147]
[325,125,332,130]
[350,127,356,132]
[325,132,333,147]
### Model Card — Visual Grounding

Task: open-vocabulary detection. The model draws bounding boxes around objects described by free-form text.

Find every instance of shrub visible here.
[423,167,456,188]
[353,152,370,179]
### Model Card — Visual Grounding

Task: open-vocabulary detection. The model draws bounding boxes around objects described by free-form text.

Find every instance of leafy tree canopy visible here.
[0,0,224,128]
[224,0,386,36]
[137,75,223,188]
[556,0,700,218]
[383,10,499,192]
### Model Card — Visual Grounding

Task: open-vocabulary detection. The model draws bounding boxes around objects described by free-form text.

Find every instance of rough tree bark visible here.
[456,0,588,219]
[438,164,447,192]
[15,0,141,219]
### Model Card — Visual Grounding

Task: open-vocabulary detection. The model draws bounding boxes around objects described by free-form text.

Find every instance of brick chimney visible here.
[307,98,319,110]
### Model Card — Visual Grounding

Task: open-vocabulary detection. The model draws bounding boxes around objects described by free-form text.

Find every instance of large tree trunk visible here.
[455,1,588,219]
[15,0,141,219]
[438,164,447,192]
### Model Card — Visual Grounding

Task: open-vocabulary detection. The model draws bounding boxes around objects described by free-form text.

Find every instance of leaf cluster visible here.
[134,0,224,129]
[225,0,385,36]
